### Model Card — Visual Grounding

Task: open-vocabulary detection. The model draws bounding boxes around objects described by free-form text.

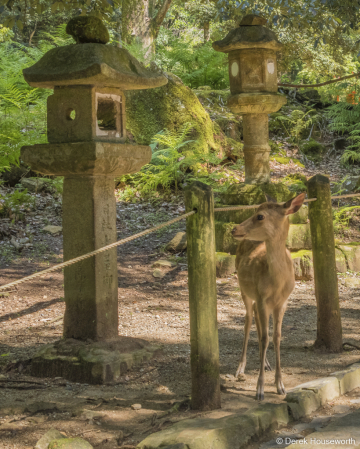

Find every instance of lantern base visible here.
[227,92,287,114]
[31,337,162,384]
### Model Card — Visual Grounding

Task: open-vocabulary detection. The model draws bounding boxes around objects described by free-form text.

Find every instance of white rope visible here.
[0,211,195,292]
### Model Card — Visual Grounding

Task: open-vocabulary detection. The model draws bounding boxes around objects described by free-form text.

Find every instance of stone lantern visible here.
[213,14,286,184]
[20,17,167,382]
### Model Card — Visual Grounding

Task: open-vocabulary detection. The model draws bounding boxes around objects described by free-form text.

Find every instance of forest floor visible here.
[1,155,360,448]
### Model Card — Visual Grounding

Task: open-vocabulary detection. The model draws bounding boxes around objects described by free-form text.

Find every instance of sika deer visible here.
[231,193,305,400]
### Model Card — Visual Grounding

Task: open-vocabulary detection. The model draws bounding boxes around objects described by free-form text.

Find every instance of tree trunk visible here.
[204,21,210,42]
[121,0,172,62]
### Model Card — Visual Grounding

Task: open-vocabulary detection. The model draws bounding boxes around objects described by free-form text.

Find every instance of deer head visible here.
[231,193,306,242]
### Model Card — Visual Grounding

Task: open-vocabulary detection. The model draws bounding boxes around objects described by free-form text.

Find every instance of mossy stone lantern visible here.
[21,17,167,343]
[213,14,286,184]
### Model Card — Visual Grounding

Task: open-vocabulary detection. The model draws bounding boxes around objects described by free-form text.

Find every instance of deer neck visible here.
[265,222,289,281]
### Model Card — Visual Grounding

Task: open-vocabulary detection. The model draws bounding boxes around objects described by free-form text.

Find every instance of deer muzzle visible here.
[231,225,246,240]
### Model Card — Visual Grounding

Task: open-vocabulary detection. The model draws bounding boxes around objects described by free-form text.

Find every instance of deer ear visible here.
[265,194,277,203]
[283,192,306,215]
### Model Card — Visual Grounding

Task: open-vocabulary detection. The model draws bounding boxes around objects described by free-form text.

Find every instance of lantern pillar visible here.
[213,14,287,184]
[20,17,167,383]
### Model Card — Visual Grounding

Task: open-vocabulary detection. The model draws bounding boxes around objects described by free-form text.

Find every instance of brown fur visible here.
[232,193,306,400]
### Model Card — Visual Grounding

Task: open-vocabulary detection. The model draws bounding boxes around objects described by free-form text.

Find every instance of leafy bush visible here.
[326,102,360,165]
[0,189,35,220]
[282,173,308,193]
[155,28,228,89]
[333,206,360,236]
[117,123,242,200]
[300,139,326,163]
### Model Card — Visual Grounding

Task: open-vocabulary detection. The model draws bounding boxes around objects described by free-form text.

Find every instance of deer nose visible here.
[231,227,236,235]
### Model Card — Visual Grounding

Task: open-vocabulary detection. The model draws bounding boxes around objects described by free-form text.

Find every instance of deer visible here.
[231,192,306,401]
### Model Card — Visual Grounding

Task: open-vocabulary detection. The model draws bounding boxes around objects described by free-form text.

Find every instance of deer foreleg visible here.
[235,294,252,377]
[273,306,286,395]
[256,305,269,401]
[254,302,272,371]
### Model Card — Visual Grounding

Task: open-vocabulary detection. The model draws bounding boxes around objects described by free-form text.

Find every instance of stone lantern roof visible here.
[212,14,283,53]
[23,17,167,90]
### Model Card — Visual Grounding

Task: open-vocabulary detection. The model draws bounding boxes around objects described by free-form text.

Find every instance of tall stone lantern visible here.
[213,14,286,184]
[21,17,167,349]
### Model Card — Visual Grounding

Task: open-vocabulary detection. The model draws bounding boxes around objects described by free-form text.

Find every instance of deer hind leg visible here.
[235,293,253,377]
[253,303,271,371]
[273,306,286,395]
[256,303,270,401]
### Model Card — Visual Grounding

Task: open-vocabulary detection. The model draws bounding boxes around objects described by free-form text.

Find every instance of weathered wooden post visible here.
[185,181,221,410]
[308,174,343,352]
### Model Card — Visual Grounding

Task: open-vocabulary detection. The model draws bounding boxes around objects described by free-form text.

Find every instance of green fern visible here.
[326,102,360,164]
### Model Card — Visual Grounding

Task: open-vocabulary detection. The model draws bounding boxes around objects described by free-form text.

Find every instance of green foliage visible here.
[0,189,35,219]
[275,108,321,145]
[333,206,360,235]
[282,173,308,193]
[156,28,228,89]
[326,102,360,165]
[300,139,325,162]
[117,124,243,200]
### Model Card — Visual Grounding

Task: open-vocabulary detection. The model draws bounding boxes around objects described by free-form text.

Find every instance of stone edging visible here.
[137,363,360,449]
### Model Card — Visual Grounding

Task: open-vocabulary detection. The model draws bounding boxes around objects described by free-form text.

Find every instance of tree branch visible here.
[278,72,360,89]
[152,0,172,36]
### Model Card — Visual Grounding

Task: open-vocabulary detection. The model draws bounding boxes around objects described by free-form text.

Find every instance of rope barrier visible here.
[0,210,195,292]
[213,193,360,213]
[1,192,360,292]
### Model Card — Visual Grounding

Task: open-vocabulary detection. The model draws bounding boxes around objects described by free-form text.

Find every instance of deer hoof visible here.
[256,389,264,401]
[256,382,264,401]
[276,380,286,395]
[235,364,245,377]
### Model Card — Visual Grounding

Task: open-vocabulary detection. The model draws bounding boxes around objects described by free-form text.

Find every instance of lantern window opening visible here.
[95,92,123,138]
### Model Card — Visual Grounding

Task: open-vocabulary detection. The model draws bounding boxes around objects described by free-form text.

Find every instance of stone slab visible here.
[287,408,360,448]
[21,141,151,176]
[137,403,289,449]
[31,337,162,384]
[291,250,313,281]
[35,429,66,449]
[288,205,308,225]
[285,390,321,420]
[288,376,340,406]
[215,221,238,255]
[286,223,312,251]
[331,363,360,395]
[337,244,360,272]
[216,252,236,278]
[49,438,93,449]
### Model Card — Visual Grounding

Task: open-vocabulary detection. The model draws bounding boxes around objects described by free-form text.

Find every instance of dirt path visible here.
[0,198,360,448]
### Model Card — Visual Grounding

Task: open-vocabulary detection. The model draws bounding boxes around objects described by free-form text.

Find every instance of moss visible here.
[269,140,280,153]
[300,139,326,163]
[215,221,238,254]
[291,249,313,260]
[219,182,292,205]
[126,73,217,154]
[271,155,305,168]
[282,173,308,193]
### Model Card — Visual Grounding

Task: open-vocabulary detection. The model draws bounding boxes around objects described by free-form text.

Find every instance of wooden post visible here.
[185,181,221,410]
[307,174,343,352]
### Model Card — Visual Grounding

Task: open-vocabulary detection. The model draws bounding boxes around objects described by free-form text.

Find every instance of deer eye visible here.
[257,214,265,220]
